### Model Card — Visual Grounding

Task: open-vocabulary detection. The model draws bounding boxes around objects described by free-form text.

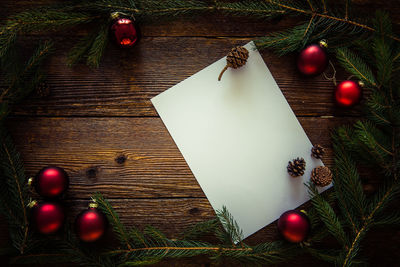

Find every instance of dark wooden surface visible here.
[2,0,400,266]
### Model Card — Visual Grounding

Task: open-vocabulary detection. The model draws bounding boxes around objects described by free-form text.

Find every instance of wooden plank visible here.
[6,116,350,199]
[10,37,360,117]
[1,1,400,37]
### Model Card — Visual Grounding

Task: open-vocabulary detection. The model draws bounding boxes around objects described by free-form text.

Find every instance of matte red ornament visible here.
[335,80,362,107]
[75,203,107,242]
[110,16,139,48]
[32,201,65,234]
[297,42,328,76]
[33,166,69,198]
[277,210,310,243]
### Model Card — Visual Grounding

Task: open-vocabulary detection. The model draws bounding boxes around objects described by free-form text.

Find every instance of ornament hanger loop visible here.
[322,60,337,86]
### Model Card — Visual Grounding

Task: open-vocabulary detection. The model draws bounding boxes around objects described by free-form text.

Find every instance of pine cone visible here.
[287,157,306,177]
[226,46,249,69]
[311,144,325,159]
[311,166,332,187]
[218,46,249,81]
[36,82,50,97]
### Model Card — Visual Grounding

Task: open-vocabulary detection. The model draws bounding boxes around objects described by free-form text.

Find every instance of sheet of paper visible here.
[151,42,330,239]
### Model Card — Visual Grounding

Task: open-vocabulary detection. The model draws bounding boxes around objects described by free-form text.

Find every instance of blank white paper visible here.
[151,42,330,239]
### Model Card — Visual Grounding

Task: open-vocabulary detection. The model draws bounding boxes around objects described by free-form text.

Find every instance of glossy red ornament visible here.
[297,41,328,76]
[33,166,69,198]
[335,80,362,107]
[75,203,107,242]
[110,16,139,48]
[277,210,310,243]
[32,201,65,234]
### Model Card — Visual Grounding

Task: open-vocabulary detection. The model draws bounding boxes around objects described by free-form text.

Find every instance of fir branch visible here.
[372,11,394,88]
[307,183,348,246]
[305,247,340,263]
[255,22,314,55]
[0,41,53,105]
[0,10,97,58]
[351,121,393,173]
[97,199,297,265]
[119,258,161,266]
[0,128,29,254]
[215,0,285,19]
[367,181,400,217]
[215,206,244,246]
[340,181,399,267]
[181,218,219,240]
[336,47,377,87]
[93,193,133,250]
[128,227,148,248]
[373,210,400,226]
[265,0,400,43]
[366,91,392,126]
[331,134,366,232]
[67,30,100,67]
[87,24,109,68]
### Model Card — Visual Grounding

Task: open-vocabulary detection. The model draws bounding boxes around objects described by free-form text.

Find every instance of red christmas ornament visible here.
[75,202,107,242]
[110,13,139,48]
[277,210,310,243]
[335,80,362,107]
[297,40,328,76]
[31,201,65,234]
[32,166,69,198]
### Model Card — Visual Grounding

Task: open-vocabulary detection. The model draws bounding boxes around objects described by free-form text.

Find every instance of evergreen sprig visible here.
[0,128,30,254]
[305,11,400,266]
[10,194,301,266]
[2,0,400,68]
[0,41,53,121]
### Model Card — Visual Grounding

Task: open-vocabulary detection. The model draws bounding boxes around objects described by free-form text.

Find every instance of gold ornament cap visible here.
[111,11,135,21]
[27,200,37,208]
[358,80,365,87]
[89,199,98,208]
[300,209,308,215]
[319,39,328,48]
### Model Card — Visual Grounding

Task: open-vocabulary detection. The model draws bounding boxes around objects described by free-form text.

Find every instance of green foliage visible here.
[181,217,219,240]
[87,24,109,67]
[67,27,105,67]
[256,21,317,56]
[215,206,244,245]
[336,47,377,86]
[308,11,400,267]
[0,41,53,121]
[256,16,366,54]
[0,128,30,254]
[2,0,398,69]
[331,134,366,232]
[9,193,302,266]
[216,0,285,19]
[374,210,400,226]
[93,193,132,249]
[0,10,94,58]
[308,184,348,246]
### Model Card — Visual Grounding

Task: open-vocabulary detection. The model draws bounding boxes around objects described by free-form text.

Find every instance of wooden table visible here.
[2,0,400,266]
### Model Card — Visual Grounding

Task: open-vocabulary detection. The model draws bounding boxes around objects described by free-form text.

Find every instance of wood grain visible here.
[7,116,349,199]
[10,36,360,117]
[2,0,400,266]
